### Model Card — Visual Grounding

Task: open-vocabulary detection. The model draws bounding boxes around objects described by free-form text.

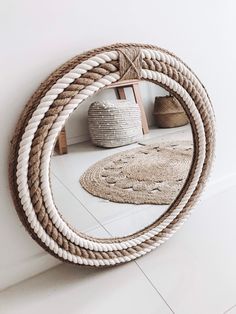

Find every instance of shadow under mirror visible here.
[50,80,193,239]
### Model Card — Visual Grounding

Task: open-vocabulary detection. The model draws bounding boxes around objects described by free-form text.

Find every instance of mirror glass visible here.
[50,81,193,238]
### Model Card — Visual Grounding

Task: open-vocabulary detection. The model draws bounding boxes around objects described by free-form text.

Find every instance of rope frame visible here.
[9,43,215,266]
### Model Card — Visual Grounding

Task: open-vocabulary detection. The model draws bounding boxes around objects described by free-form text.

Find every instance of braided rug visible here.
[9,43,215,266]
[80,141,193,205]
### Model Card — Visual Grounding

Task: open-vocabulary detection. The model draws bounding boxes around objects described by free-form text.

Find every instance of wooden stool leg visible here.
[55,127,68,155]
[116,86,126,99]
[132,84,149,134]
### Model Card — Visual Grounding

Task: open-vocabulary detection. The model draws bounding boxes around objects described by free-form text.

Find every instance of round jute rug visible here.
[80,141,193,205]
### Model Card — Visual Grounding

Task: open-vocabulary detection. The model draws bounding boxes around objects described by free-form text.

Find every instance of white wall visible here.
[1,0,236,290]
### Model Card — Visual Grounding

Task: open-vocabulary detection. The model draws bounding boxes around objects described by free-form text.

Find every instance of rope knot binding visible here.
[118,47,142,80]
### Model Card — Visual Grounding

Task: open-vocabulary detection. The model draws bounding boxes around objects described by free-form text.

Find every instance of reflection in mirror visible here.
[50,80,193,238]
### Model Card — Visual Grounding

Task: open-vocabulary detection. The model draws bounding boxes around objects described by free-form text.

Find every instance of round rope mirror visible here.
[9,43,215,266]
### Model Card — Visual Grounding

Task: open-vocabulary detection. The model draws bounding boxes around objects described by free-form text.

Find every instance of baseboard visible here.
[67,134,90,146]
[0,253,60,291]
[2,172,236,291]
[201,172,236,201]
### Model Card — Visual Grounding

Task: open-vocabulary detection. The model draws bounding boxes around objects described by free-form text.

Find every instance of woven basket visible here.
[88,100,143,148]
[153,96,189,128]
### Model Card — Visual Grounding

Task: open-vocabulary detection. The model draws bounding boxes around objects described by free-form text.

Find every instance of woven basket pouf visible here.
[88,100,143,148]
[153,95,189,128]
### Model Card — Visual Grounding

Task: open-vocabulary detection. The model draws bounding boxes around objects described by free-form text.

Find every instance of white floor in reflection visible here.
[50,125,192,238]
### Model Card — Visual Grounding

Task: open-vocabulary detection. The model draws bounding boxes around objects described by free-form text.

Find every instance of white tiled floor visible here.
[225,306,236,314]
[136,187,236,314]
[0,263,172,314]
[50,125,192,237]
[1,187,236,314]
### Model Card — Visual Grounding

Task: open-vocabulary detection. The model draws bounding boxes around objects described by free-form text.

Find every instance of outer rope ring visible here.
[9,43,215,266]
